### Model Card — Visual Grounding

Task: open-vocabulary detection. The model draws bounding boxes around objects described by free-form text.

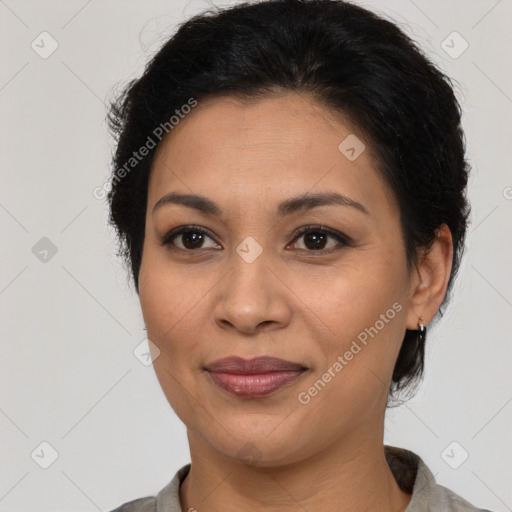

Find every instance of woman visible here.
[106,0,493,510]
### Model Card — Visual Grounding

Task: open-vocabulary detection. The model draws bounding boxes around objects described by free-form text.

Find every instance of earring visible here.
[418,316,426,343]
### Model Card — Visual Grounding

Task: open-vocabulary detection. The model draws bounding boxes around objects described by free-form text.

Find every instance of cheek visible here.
[139,248,204,340]
[139,257,207,422]
[291,249,406,338]
[138,251,216,381]
[139,256,185,384]
[294,304,406,443]
[292,250,408,402]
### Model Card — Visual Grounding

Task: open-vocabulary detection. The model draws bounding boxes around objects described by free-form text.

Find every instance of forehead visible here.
[148,92,396,219]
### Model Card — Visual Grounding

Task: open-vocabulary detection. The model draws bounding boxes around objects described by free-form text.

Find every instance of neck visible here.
[179,428,411,512]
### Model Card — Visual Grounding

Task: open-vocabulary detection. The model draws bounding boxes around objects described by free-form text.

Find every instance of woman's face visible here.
[139,92,418,466]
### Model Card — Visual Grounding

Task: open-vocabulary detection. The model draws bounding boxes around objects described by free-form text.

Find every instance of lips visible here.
[206,356,306,374]
[205,356,307,397]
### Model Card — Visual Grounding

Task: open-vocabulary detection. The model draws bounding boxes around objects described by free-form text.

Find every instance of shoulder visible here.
[430,481,495,512]
[107,463,190,512]
[384,445,495,512]
[108,496,156,512]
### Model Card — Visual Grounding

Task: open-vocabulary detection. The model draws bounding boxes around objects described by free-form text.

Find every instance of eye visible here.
[288,224,350,253]
[159,224,351,253]
[159,225,220,251]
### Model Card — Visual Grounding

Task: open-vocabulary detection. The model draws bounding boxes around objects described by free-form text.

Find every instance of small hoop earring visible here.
[418,316,426,343]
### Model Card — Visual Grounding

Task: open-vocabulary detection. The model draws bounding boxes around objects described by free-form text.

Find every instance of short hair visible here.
[106,0,471,401]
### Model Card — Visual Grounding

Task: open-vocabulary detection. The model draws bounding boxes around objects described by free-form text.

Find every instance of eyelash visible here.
[159,224,351,254]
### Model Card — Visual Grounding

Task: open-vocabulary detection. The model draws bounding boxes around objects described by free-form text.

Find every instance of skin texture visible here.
[138,92,453,512]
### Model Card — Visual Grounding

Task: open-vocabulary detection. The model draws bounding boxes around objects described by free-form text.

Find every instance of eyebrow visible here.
[152,191,370,217]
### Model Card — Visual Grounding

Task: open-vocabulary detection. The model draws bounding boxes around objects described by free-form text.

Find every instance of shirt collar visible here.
[156,445,436,512]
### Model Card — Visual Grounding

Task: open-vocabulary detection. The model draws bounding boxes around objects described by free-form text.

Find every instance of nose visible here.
[213,250,292,335]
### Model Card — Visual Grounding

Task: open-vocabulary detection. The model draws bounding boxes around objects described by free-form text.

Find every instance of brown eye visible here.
[289,225,350,252]
[160,224,350,254]
[160,226,220,251]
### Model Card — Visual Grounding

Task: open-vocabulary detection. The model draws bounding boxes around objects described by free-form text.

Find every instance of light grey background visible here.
[1,0,511,511]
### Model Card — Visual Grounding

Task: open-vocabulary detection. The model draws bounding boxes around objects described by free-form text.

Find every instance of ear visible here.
[405,224,453,330]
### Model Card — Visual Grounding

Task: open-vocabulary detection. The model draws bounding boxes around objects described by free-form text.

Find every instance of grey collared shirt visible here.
[109,446,493,512]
